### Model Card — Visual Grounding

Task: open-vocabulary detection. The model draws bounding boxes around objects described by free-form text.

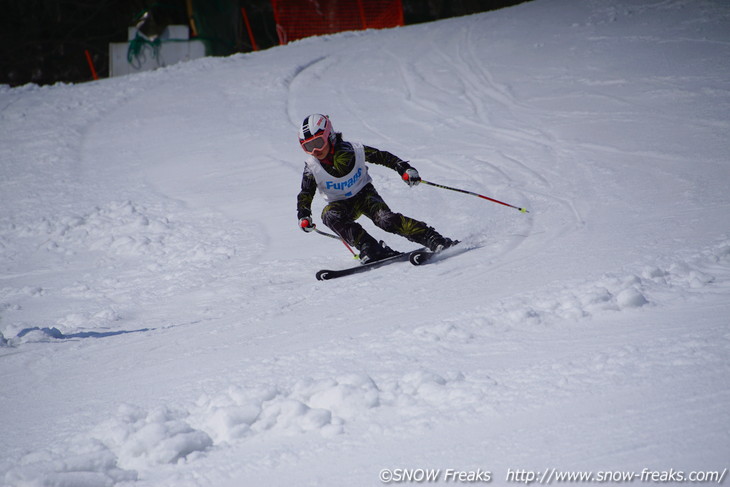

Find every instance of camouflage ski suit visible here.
[297,134,437,252]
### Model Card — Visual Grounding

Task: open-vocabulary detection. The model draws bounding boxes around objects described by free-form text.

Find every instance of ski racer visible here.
[296,114,456,263]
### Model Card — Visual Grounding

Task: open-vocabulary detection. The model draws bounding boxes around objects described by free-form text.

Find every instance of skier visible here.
[296,114,456,263]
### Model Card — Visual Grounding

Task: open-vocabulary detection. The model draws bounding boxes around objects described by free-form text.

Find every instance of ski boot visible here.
[423,228,458,253]
[359,240,399,264]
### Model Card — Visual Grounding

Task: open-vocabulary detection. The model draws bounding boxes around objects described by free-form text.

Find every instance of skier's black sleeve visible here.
[363,145,413,176]
[297,165,316,220]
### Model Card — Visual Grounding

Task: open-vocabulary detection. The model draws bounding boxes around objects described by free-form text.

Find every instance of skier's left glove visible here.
[299,216,315,233]
[402,168,421,187]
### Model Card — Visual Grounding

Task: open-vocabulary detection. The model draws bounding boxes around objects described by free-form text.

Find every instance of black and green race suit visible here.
[296,134,436,251]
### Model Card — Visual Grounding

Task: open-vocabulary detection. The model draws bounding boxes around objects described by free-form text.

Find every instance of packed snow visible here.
[2,0,729,485]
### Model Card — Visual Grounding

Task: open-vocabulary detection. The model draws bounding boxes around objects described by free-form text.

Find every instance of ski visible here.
[409,249,437,266]
[316,248,427,281]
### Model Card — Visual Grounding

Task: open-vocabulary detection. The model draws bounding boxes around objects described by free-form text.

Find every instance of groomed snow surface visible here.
[2,0,729,485]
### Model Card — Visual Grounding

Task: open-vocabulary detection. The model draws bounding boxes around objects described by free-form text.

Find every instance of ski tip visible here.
[316,270,331,281]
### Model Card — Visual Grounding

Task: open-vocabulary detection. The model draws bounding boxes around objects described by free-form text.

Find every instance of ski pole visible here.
[312,225,358,257]
[420,179,529,213]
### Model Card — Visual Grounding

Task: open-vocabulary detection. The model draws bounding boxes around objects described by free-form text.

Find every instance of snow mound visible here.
[93,404,214,470]
[436,239,730,332]
[4,369,480,484]
[4,438,137,487]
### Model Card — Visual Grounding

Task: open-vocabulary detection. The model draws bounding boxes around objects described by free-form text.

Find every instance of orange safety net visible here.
[271,0,404,44]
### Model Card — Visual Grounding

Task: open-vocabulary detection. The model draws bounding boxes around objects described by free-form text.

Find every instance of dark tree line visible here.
[0,0,527,87]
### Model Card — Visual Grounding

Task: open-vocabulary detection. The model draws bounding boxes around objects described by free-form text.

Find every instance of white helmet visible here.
[299,114,335,153]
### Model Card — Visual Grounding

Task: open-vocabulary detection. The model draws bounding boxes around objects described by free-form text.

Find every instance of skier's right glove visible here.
[402,168,421,187]
[299,216,315,233]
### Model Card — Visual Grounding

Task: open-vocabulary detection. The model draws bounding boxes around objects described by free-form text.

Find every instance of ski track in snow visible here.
[2,0,730,485]
[3,235,729,484]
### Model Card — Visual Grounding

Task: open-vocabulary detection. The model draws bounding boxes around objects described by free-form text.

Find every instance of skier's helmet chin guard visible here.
[299,114,334,154]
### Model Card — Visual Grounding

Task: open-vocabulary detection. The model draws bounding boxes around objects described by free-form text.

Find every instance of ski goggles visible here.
[300,133,328,154]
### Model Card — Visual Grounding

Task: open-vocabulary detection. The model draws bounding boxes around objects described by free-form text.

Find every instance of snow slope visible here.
[2,0,729,485]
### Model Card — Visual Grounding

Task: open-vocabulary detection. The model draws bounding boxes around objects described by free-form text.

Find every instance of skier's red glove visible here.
[299,217,315,233]
[402,168,421,187]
